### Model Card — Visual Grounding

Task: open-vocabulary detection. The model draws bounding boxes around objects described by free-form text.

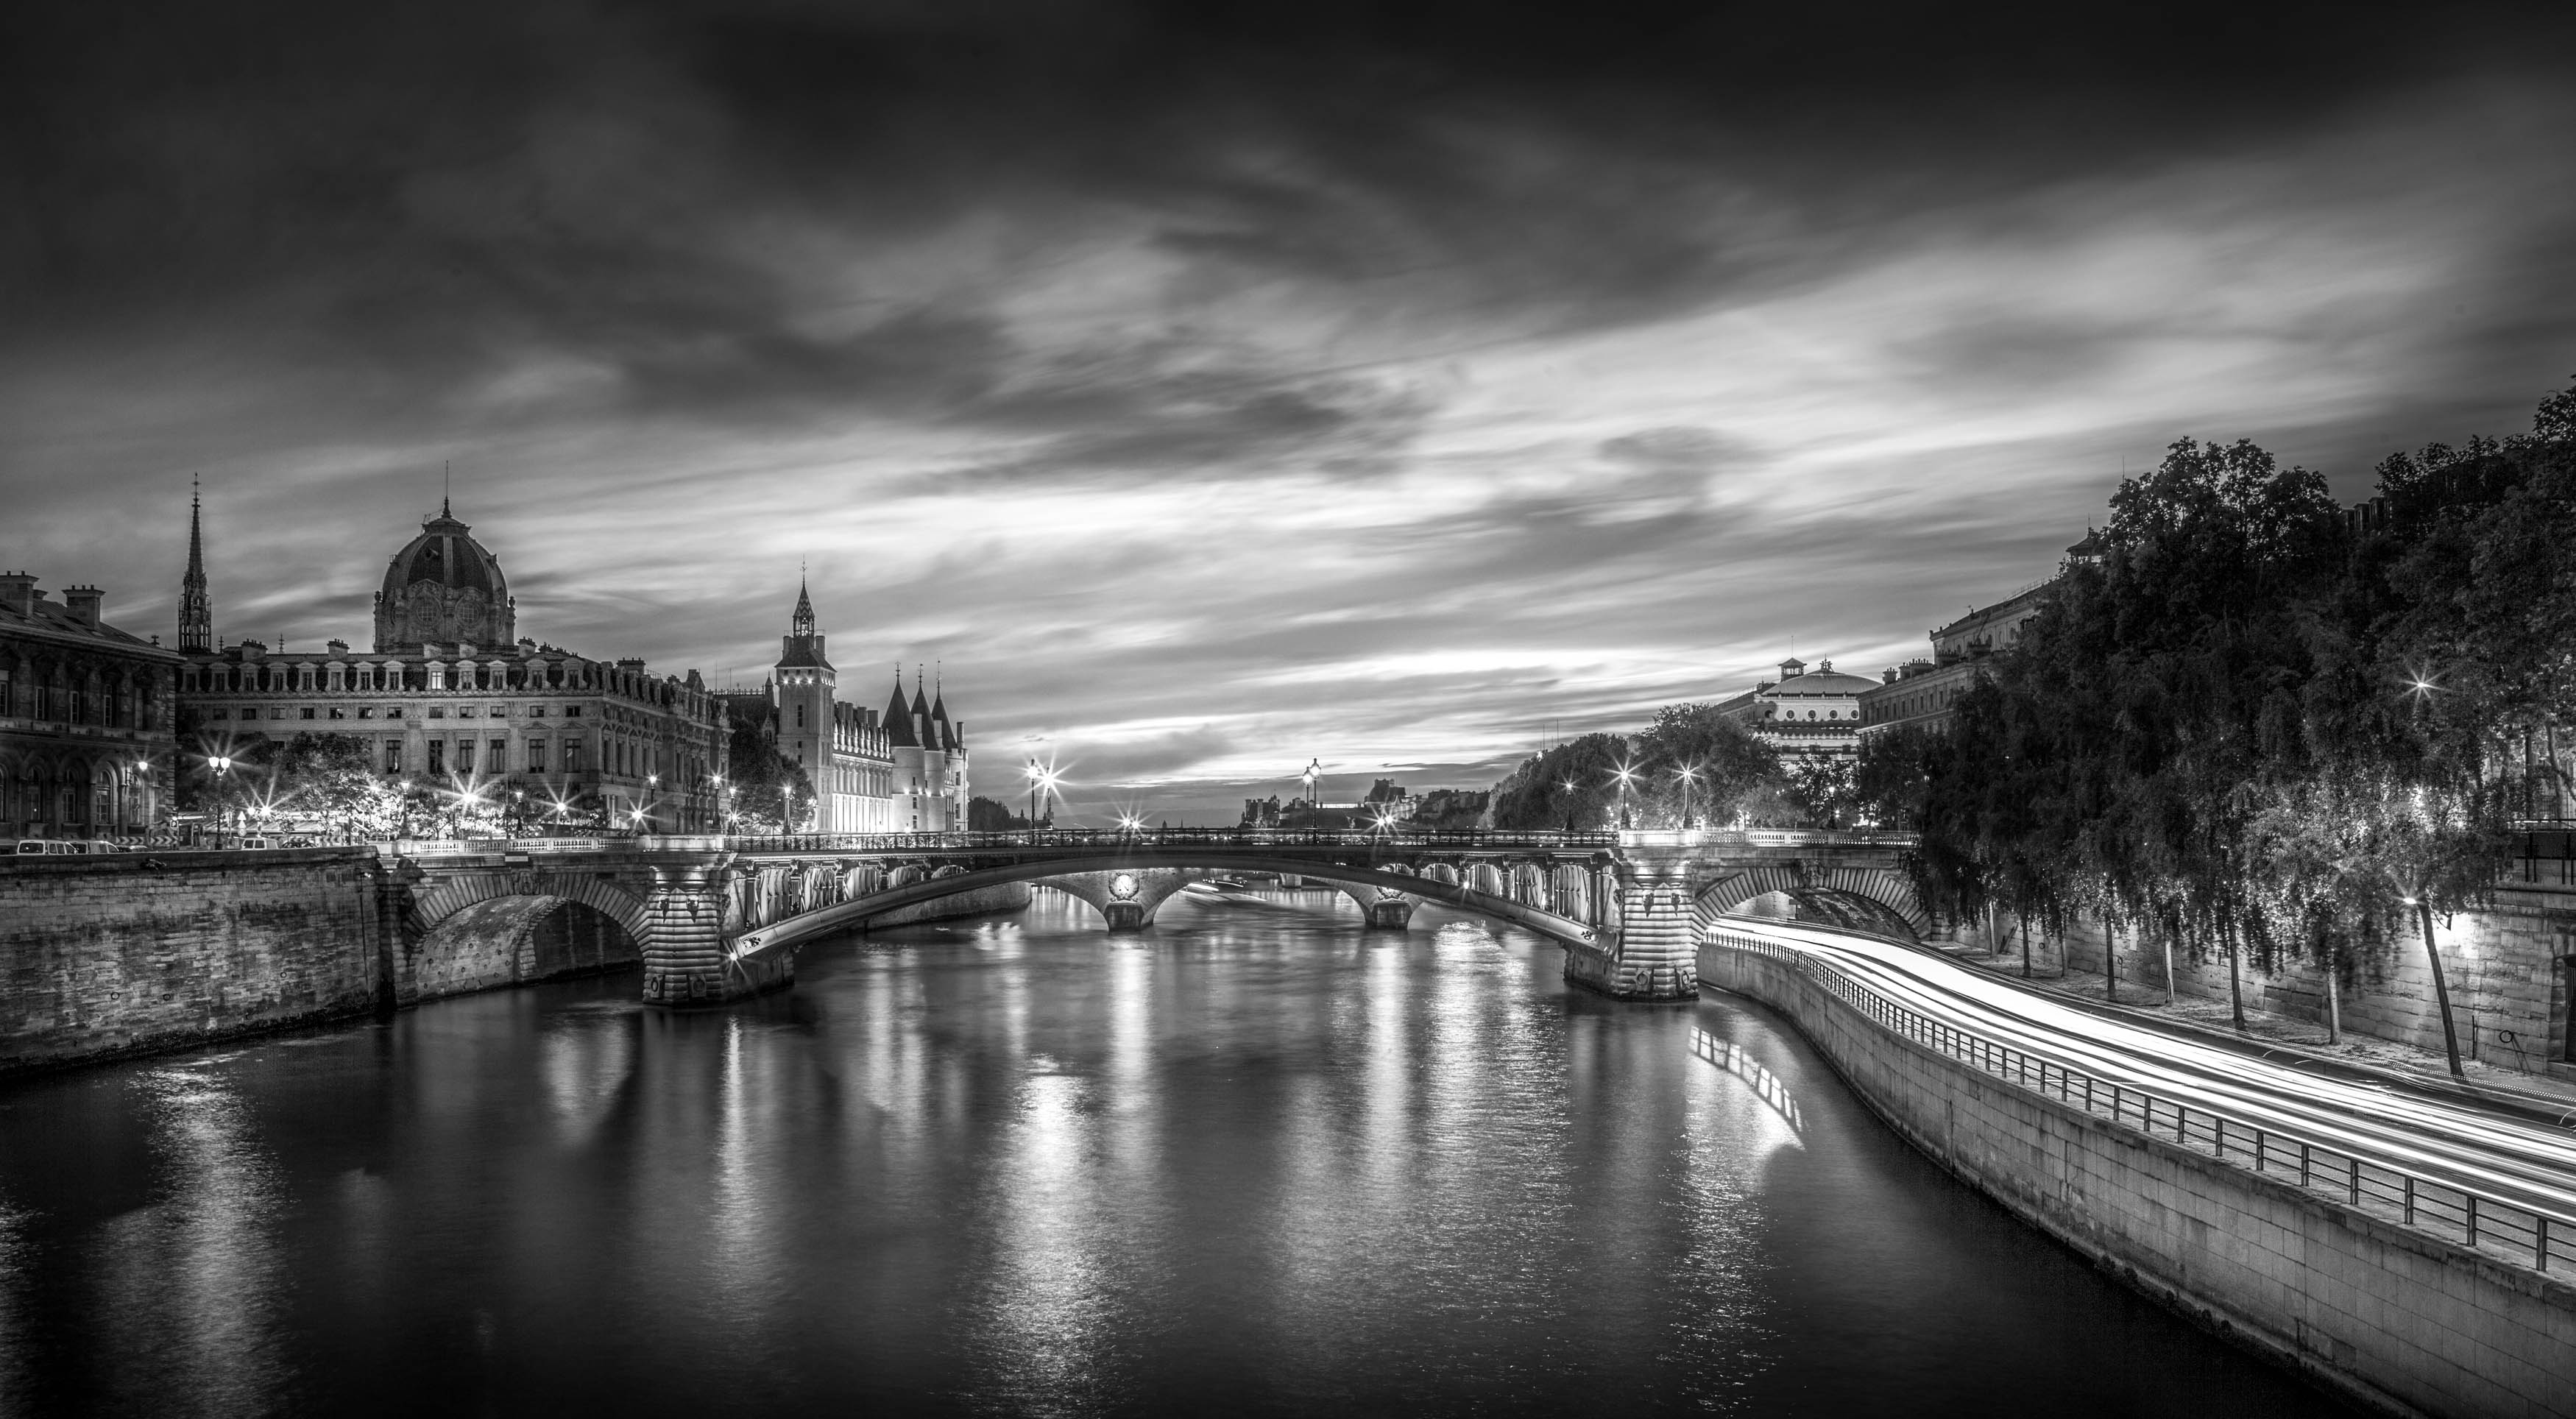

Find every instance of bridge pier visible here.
[1043,868,1200,932]
[1360,894,1415,930]
[1563,860,1696,1001]
[641,861,790,1006]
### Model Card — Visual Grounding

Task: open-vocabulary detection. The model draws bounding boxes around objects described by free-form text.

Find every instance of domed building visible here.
[372,506,516,651]
[174,499,729,835]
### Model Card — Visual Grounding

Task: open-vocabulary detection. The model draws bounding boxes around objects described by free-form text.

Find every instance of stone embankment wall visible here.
[1947,883,2576,1081]
[1702,938,2576,1419]
[0,849,392,1071]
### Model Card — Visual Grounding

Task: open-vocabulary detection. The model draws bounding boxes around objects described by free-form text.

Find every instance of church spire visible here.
[177,475,211,653]
[790,570,815,637]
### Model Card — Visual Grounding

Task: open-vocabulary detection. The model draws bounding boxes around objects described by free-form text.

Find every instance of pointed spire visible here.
[883,665,919,749]
[178,474,212,653]
[790,573,816,637]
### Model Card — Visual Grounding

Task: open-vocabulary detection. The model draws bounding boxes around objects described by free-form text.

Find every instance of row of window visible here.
[197,703,587,722]
[0,669,161,730]
[407,736,578,776]
[184,661,710,715]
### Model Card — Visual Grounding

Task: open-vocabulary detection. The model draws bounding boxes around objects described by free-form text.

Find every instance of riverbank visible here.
[1702,930,2576,1419]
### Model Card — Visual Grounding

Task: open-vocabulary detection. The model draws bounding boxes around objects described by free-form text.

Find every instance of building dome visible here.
[372,503,514,651]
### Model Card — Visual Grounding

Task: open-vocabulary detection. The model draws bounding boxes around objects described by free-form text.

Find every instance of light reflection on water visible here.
[0,891,2357,1416]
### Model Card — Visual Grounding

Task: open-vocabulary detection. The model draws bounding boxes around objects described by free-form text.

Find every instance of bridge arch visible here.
[406,870,651,997]
[1691,863,1926,941]
[409,868,650,942]
[729,852,1604,964]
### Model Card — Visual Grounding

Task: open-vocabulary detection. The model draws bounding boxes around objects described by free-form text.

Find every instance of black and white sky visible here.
[7,1,2575,820]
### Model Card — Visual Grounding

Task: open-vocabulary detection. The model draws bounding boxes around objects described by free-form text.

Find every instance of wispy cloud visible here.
[5,1,2574,819]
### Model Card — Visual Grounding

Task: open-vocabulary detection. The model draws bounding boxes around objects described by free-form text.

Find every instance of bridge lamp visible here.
[1675,765,1698,830]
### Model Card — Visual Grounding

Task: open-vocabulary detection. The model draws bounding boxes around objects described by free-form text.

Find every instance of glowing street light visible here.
[1675,763,1699,831]
[207,754,235,849]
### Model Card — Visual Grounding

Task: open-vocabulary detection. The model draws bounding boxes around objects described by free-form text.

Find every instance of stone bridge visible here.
[390,828,1925,1007]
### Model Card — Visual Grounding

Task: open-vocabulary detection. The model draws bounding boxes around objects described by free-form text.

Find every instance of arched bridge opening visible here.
[1690,863,1926,943]
[407,870,650,999]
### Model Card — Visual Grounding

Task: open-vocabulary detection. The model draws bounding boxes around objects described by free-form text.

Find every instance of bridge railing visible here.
[1708,925,2575,1278]
[1618,828,1917,849]
[706,827,1624,854]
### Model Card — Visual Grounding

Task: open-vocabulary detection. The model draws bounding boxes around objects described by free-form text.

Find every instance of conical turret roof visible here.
[884,672,919,748]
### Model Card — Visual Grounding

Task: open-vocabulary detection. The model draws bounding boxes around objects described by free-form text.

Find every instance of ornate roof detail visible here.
[372,506,514,653]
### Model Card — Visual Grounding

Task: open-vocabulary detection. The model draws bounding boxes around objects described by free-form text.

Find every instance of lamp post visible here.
[1302,758,1321,832]
[208,754,233,849]
[1560,778,1577,834]
[1612,762,1638,832]
[396,779,413,841]
[1675,764,1698,833]
[1025,757,1042,829]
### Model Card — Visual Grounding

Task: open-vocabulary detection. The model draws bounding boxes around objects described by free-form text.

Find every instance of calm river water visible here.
[0,890,2354,1416]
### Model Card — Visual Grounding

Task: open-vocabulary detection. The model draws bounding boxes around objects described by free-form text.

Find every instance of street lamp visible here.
[1303,758,1321,829]
[1674,764,1698,832]
[1560,778,1577,834]
[208,754,234,849]
[1611,762,1638,831]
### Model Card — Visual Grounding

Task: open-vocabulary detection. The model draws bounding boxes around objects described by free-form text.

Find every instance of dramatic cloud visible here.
[5,0,2575,819]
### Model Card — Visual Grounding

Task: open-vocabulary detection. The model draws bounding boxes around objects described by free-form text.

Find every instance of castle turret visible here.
[773,576,836,779]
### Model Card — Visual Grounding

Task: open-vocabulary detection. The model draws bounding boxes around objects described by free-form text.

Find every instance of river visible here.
[0,888,2355,1415]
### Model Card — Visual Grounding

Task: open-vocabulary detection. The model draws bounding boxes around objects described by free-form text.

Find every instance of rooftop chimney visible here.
[63,585,102,628]
[0,573,33,616]
[326,638,350,655]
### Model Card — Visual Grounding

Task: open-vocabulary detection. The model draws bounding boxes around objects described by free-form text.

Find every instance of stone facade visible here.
[1712,656,1876,765]
[1857,531,2101,738]
[174,500,728,832]
[0,570,182,842]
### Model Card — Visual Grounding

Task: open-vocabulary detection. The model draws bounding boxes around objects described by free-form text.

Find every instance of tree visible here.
[968,796,1030,832]
[723,718,814,832]
[1627,704,1785,828]
[272,732,403,841]
[1489,733,1630,831]
[1902,382,2576,1051]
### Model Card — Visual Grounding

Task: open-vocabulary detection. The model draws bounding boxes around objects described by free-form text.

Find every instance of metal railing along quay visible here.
[1709,927,2576,1278]
[714,827,1625,854]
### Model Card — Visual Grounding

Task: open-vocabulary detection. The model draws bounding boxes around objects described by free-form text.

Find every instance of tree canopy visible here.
[1876,382,2576,1005]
